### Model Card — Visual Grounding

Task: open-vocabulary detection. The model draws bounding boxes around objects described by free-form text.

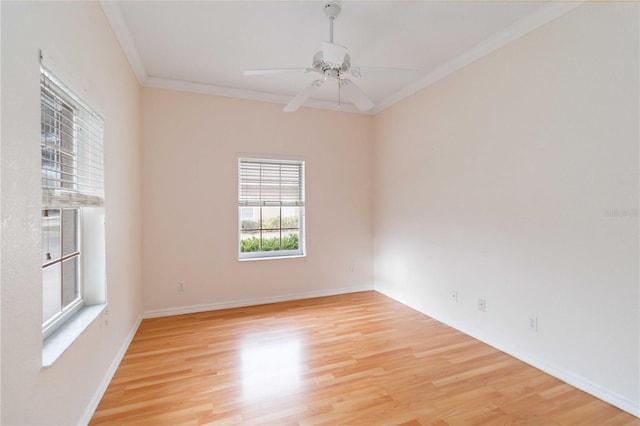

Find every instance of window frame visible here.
[238,157,306,261]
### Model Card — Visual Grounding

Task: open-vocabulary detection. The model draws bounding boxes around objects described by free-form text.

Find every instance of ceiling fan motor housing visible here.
[312,51,350,78]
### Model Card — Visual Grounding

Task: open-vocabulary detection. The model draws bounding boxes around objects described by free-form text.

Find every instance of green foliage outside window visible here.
[240,233,299,253]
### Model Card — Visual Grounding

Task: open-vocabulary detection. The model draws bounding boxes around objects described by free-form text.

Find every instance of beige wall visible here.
[1,2,143,424]
[141,88,373,314]
[373,3,639,414]
[1,1,638,423]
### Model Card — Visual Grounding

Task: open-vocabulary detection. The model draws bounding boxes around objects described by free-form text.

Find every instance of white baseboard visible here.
[79,313,144,425]
[502,345,640,417]
[377,289,640,418]
[143,286,374,319]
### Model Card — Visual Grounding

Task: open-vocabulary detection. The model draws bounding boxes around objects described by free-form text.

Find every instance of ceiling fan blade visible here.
[243,68,310,76]
[339,79,374,111]
[322,41,347,66]
[283,79,325,112]
[350,66,420,79]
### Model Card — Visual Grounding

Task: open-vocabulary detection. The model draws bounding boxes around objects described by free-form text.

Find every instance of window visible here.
[40,67,105,338]
[238,158,305,260]
[42,209,80,329]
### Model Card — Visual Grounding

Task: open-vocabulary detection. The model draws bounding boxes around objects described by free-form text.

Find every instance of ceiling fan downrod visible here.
[324,3,341,43]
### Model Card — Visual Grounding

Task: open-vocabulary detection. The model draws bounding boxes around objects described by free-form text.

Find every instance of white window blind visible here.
[239,159,305,207]
[41,67,104,208]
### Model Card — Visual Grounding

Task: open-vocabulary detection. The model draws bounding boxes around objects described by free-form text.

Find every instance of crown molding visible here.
[101,1,582,115]
[99,0,147,84]
[371,2,583,114]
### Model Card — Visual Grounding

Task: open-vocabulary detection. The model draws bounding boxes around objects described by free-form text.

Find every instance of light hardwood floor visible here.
[91,291,639,425]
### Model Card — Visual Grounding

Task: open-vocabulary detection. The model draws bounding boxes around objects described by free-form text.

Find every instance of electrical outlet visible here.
[529,316,538,332]
[452,290,458,302]
[478,298,486,312]
[177,281,185,292]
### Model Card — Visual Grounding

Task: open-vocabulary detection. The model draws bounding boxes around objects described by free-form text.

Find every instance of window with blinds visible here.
[41,67,104,208]
[40,66,105,338]
[238,158,305,259]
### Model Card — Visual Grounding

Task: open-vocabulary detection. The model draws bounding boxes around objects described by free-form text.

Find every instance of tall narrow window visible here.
[41,67,105,338]
[239,158,305,260]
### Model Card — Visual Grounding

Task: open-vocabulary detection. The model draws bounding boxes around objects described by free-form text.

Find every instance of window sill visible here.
[238,254,306,262]
[42,304,106,367]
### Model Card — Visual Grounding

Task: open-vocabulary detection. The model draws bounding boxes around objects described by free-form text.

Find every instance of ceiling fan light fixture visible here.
[324,69,339,79]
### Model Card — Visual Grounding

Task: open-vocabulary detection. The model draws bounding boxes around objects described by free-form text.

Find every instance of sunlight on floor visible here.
[240,335,302,401]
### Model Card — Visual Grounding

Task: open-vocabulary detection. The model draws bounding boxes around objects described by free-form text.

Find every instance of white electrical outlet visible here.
[529,316,538,332]
[478,298,486,312]
[177,281,185,292]
[452,290,458,302]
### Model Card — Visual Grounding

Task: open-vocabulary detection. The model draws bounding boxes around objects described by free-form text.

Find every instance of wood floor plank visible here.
[91,291,639,425]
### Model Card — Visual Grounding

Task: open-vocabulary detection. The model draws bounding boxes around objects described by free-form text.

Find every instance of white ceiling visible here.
[101,1,579,114]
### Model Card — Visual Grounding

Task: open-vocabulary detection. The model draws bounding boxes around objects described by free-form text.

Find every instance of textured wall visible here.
[1,2,143,424]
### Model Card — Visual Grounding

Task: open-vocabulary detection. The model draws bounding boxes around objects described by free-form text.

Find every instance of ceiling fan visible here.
[243,3,418,112]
